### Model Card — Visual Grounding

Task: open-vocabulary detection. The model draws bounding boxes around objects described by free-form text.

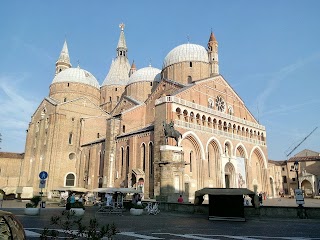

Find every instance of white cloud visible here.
[0,75,38,152]
[256,52,320,114]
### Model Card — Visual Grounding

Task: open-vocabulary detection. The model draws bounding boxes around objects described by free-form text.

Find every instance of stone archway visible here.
[180,133,203,192]
[301,180,313,197]
[224,162,236,188]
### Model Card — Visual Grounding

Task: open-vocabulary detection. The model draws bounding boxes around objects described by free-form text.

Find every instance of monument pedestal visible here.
[157,145,185,202]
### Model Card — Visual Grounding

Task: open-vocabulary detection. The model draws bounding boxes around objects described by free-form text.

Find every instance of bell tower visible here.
[208,31,219,76]
[55,40,71,75]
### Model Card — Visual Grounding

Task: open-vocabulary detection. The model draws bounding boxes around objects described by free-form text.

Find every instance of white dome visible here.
[127,66,161,85]
[52,67,100,89]
[163,43,209,68]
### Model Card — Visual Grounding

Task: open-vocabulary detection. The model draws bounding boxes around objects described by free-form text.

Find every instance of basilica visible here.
[3,24,271,202]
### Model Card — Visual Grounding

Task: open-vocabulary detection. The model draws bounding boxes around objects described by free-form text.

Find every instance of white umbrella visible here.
[92,187,141,194]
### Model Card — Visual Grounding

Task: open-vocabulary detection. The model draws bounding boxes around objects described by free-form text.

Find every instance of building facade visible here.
[2,24,273,201]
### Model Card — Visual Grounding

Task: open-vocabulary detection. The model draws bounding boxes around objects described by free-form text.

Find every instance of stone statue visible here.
[163,121,182,146]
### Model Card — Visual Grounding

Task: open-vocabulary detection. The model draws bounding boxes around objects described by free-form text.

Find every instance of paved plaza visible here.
[1,196,320,208]
[1,197,319,239]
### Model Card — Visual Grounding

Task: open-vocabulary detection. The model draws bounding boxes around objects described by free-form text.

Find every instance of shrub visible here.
[71,201,85,209]
[131,203,145,209]
[26,196,42,208]
[40,210,119,239]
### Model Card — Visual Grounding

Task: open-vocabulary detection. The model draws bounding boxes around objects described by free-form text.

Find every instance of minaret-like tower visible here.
[129,60,137,77]
[55,40,72,75]
[100,23,131,113]
[117,23,128,57]
[208,31,219,76]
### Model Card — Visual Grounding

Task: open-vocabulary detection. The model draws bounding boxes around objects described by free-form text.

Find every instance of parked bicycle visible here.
[145,202,160,215]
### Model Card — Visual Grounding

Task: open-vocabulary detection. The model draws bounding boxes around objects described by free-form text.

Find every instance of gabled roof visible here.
[289,156,320,162]
[81,138,106,147]
[116,125,154,139]
[110,95,143,116]
[0,152,24,159]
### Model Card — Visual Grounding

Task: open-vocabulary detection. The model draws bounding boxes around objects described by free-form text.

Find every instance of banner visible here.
[236,157,247,188]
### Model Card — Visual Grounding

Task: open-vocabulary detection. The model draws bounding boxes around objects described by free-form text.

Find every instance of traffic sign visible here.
[39,179,46,188]
[295,189,305,205]
[39,171,48,180]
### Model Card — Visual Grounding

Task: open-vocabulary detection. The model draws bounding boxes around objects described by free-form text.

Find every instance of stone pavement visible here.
[1,197,320,209]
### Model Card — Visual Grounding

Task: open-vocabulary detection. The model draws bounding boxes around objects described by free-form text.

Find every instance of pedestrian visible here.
[70,193,76,204]
[177,195,184,203]
[0,192,4,208]
[78,194,83,203]
[258,192,263,206]
[66,195,71,210]
[105,193,113,206]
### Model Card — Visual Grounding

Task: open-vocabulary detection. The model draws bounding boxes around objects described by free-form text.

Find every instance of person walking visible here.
[177,195,184,203]
[0,192,4,208]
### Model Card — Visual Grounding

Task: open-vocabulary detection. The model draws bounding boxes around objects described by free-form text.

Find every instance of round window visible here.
[69,153,76,160]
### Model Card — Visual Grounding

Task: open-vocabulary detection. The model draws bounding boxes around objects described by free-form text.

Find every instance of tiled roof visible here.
[0,152,24,159]
[289,156,320,162]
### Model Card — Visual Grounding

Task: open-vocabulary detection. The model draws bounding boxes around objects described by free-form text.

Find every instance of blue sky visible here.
[0,1,319,160]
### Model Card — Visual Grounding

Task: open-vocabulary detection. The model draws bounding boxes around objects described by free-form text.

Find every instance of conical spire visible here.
[55,40,72,75]
[102,23,131,87]
[209,31,217,42]
[129,60,137,77]
[116,23,128,57]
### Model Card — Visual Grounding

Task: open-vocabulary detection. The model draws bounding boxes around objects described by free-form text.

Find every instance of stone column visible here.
[156,145,185,202]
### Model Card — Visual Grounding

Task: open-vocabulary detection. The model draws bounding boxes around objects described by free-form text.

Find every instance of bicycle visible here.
[146,202,160,215]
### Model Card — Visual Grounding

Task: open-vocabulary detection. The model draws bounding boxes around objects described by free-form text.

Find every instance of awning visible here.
[1,187,17,195]
[92,187,142,194]
[195,188,255,197]
[53,187,89,193]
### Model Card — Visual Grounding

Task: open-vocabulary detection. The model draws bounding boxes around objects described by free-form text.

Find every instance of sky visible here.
[0,1,319,160]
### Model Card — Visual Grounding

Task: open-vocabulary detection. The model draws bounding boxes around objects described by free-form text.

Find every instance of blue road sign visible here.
[39,171,48,180]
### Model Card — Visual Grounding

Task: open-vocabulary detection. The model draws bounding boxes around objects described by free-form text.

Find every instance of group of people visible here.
[60,192,87,210]
[131,193,142,205]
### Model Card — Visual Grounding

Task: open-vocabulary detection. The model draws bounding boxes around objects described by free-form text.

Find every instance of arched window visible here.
[141,143,146,171]
[208,98,214,108]
[126,146,130,170]
[69,133,73,144]
[65,173,75,186]
[98,151,104,179]
[187,76,192,83]
[189,151,193,172]
[120,147,124,178]
[149,143,154,175]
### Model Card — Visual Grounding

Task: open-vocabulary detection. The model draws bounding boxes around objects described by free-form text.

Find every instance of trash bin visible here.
[41,201,46,208]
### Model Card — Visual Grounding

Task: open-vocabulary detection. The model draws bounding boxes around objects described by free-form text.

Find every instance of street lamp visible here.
[290,161,299,189]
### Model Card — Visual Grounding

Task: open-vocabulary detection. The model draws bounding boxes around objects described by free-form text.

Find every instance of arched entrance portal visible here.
[224,162,235,188]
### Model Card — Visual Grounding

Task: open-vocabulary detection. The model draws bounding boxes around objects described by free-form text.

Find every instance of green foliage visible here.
[71,201,85,209]
[131,203,145,209]
[40,210,119,239]
[26,195,42,208]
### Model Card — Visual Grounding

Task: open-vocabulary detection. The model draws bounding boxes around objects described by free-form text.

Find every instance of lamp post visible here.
[290,160,305,218]
[291,161,299,189]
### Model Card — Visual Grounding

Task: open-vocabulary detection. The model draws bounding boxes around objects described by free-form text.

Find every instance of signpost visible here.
[295,189,305,205]
[39,171,48,209]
